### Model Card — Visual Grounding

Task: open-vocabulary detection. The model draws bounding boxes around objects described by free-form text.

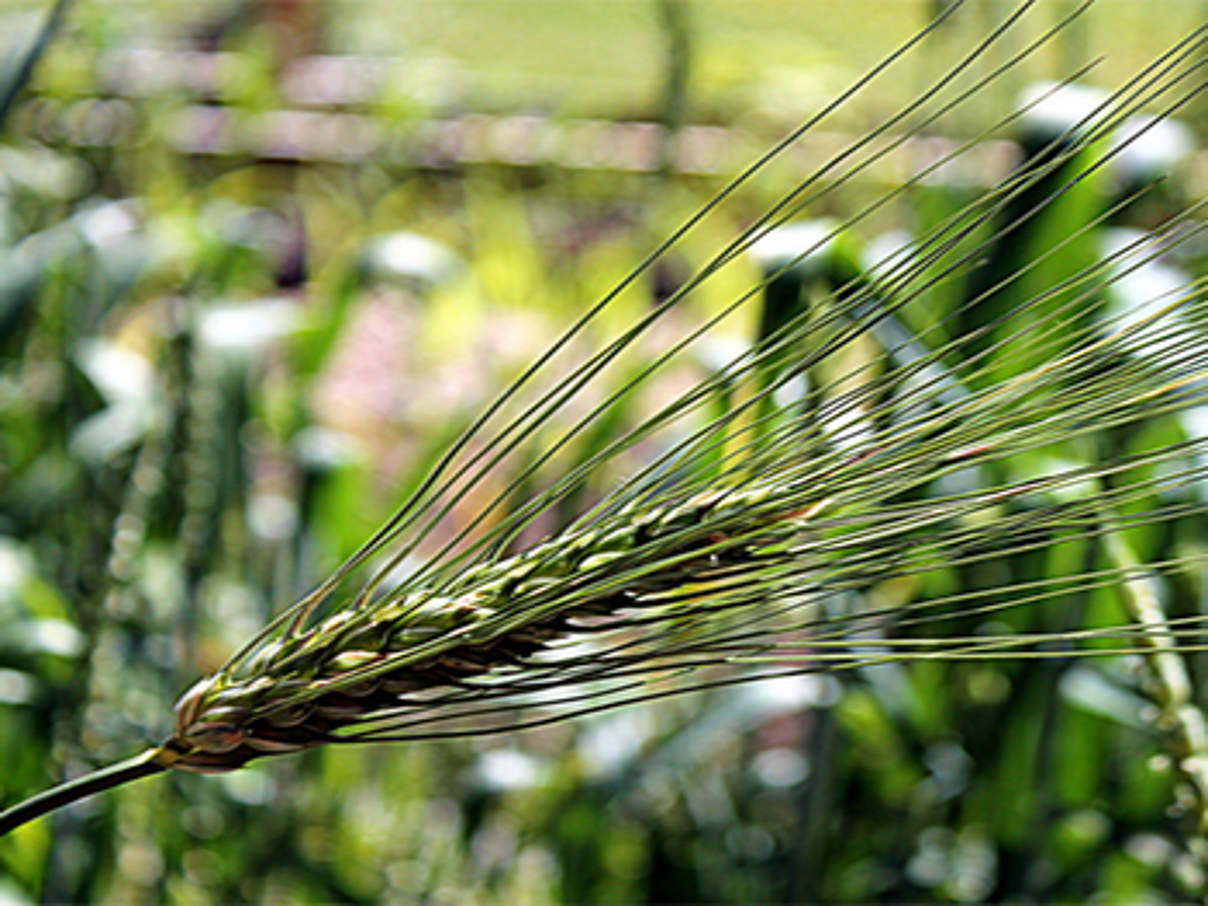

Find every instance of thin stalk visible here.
[0,0,73,130]
[0,747,169,837]
[1105,522,1208,872]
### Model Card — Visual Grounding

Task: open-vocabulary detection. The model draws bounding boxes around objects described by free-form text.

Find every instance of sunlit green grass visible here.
[6,0,1206,125]
[1,1,1207,903]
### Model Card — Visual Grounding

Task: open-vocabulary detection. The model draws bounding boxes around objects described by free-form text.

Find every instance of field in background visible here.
[7,0,1208,121]
[1,1,1207,903]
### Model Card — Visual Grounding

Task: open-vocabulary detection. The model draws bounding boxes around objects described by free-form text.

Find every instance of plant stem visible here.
[0,748,168,837]
[1104,521,1208,886]
[0,0,74,131]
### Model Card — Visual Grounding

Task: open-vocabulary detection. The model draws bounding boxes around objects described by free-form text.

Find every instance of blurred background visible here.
[2,0,1208,902]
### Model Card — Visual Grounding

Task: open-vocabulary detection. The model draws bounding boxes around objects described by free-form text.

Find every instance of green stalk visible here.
[0,748,169,837]
[1105,523,1208,873]
[0,0,73,131]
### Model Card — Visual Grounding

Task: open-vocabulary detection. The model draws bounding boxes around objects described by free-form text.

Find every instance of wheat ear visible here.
[164,484,830,771]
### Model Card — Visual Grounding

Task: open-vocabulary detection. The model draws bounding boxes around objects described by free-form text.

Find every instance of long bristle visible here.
[159,0,1208,769]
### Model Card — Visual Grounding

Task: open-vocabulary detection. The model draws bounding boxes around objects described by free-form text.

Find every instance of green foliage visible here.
[1,1,1207,903]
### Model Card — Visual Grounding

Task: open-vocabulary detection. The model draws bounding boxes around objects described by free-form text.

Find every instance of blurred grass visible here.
[0,0,1206,903]
[6,0,1207,122]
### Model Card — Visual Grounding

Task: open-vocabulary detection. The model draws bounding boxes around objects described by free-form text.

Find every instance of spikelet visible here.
[167,484,827,769]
